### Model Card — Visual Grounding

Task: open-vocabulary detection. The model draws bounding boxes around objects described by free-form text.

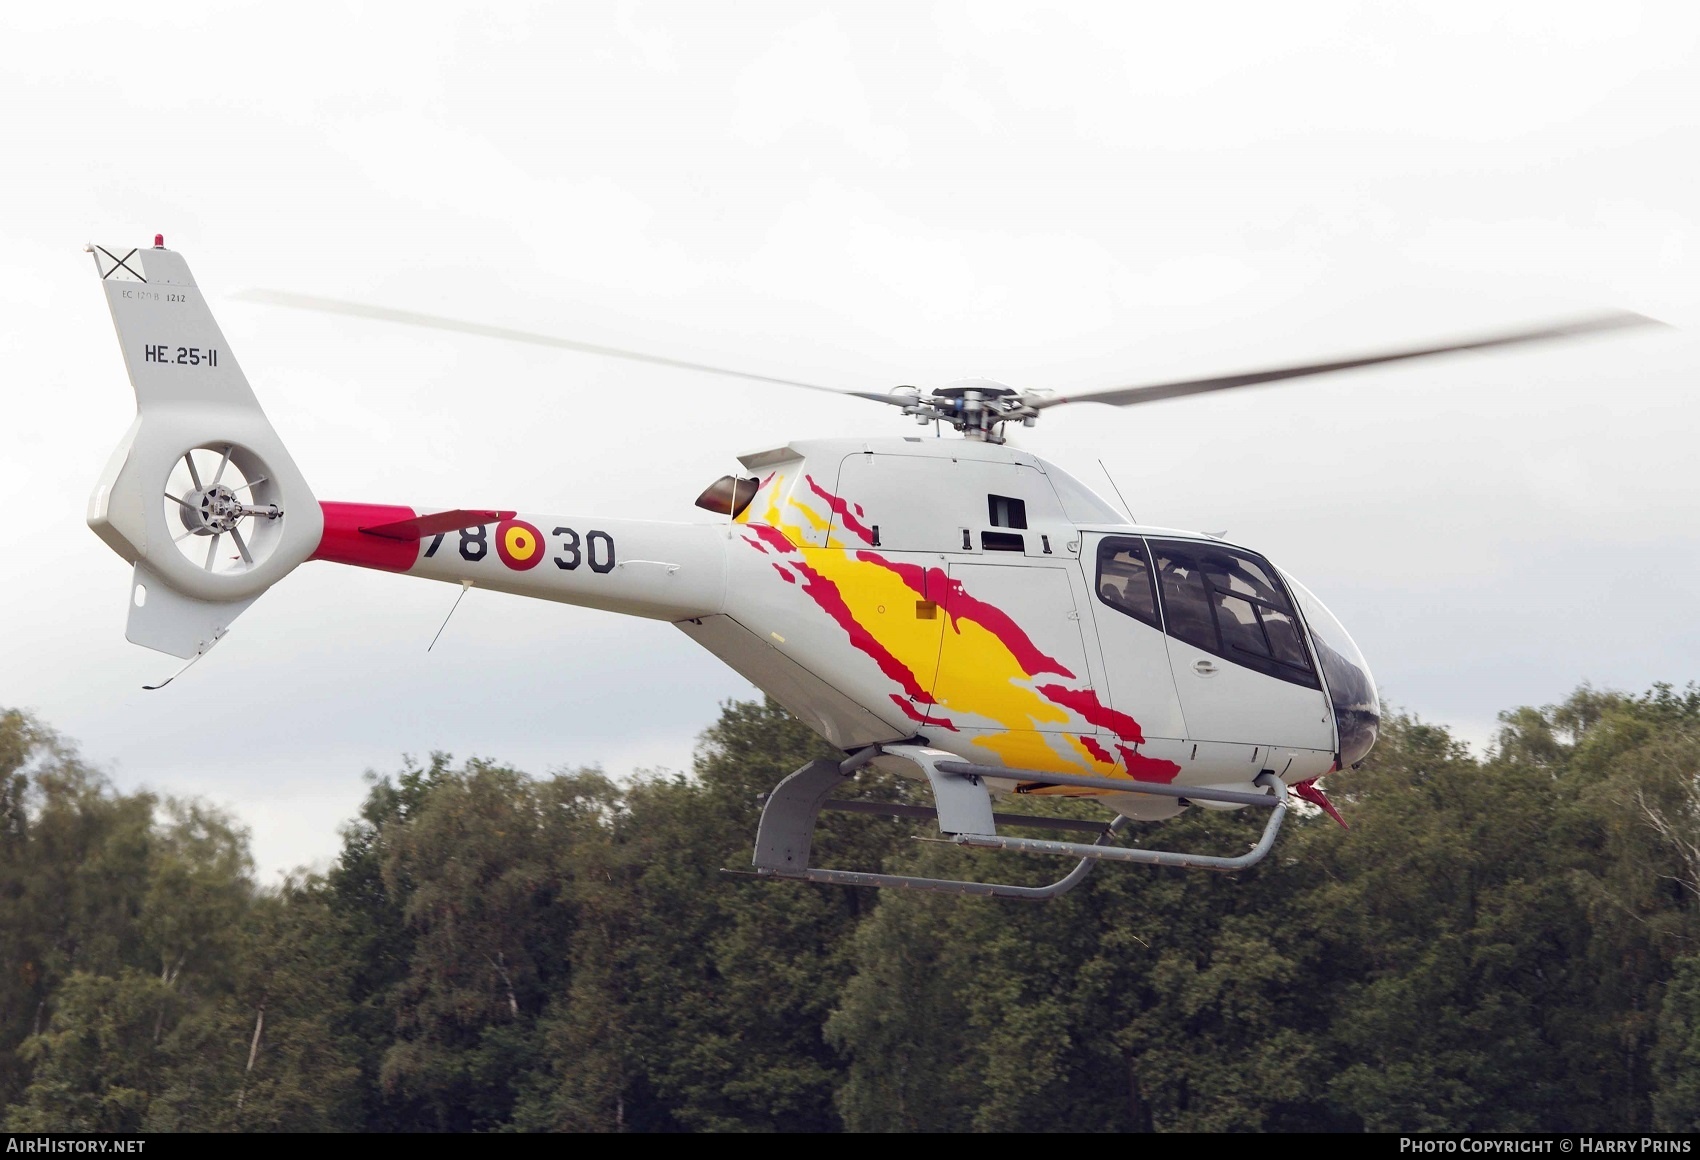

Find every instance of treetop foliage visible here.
[3,684,1700,1131]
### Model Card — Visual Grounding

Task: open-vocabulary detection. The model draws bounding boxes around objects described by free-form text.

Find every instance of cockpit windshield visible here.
[1144,539,1319,689]
[1282,573,1379,767]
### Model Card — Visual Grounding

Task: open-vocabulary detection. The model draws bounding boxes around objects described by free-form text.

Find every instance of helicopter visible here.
[82,238,1657,901]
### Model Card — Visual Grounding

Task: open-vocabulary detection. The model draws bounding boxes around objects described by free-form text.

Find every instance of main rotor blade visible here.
[234,289,904,405]
[1032,311,1663,411]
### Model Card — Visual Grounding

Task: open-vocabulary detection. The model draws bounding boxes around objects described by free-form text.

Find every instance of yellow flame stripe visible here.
[760,474,1095,773]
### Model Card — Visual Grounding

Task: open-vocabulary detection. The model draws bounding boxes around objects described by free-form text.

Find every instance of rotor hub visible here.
[894,378,1039,443]
[178,484,249,535]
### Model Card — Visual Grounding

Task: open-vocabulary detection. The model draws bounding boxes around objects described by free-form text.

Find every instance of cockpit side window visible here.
[1094,538,1160,630]
[1147,539,1320,689]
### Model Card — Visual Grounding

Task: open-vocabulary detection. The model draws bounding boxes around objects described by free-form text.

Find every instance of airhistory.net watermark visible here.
[4,1141,144,1153]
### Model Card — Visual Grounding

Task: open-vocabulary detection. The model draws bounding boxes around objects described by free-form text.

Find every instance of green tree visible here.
[1654,955,1700,1130]
[146,877,362,1131]
[0,711,158,1109]
[361,756,575,1129]
[520,696,919,1132]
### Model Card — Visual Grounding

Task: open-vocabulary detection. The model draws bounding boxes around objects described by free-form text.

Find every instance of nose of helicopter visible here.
[1283,574,1379,768]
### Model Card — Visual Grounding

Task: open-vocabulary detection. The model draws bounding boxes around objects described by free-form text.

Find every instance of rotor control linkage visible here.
[165,482,283,571]
[168,488,283,533]
[747,744,1289,901]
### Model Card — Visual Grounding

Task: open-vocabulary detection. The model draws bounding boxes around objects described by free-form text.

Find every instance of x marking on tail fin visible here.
[94,246,146,282]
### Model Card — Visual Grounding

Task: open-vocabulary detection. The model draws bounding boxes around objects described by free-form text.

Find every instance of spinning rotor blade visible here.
[235,290,904,405]
[1033,311,1662,411]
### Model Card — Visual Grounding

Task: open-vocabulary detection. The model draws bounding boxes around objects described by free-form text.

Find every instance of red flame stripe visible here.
[1114,744,1183,784]
[806,475,876,545]
[855,552,1076,679]
[747,523,796,554]
[1034,685,1147,745]
[1079,735,1116,764]
[892,694,956,731]
[792,562,935,706]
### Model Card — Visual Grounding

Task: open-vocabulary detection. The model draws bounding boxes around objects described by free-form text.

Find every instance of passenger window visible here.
[1095,538,1159,629]
[1147,539,1319,688]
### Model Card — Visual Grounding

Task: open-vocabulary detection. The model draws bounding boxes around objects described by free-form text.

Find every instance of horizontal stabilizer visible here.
[360,509,516,541]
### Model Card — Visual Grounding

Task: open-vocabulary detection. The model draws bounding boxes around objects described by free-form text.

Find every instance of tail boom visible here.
[310,501,730,621]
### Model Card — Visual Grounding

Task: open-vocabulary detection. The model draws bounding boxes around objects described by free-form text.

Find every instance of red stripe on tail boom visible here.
[312,502,421,572]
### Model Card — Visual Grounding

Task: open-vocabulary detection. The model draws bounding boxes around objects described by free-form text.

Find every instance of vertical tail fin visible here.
[86,240,323,660]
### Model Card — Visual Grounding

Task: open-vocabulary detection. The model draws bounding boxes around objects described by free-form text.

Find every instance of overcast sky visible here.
[4,2,1698,879]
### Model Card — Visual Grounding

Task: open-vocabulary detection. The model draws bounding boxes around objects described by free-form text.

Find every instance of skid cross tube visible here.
[748,744,1293,900]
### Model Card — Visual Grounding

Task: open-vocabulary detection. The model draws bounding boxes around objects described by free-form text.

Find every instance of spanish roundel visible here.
[496,519,545,570]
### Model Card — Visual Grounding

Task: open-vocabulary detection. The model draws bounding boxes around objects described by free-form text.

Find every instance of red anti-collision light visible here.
[154,234,164,248]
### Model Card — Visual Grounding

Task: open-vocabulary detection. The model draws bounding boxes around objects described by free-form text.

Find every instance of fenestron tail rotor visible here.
[161,445,284,577]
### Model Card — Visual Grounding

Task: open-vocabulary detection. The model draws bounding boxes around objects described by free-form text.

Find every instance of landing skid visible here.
[747,744,1290,901]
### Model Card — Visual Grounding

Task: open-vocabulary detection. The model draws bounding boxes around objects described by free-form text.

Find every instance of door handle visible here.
[1192,659,1218,676]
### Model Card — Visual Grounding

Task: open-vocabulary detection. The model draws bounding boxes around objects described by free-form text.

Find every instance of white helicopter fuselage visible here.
[312,435,1376,819]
